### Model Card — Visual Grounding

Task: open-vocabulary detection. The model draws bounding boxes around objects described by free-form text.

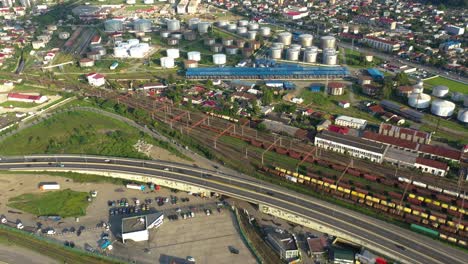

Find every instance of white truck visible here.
[39,183,60,191]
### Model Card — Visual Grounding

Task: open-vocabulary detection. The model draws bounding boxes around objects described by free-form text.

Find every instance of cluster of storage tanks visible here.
[215,19,271,40]
[408,79,468,122]
[114,39,150,58]
[105,19,153,34]
[269,34,337,65]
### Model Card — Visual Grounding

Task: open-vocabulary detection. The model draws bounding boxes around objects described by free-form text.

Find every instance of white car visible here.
[17,223,24,230]
[186,256,196,263]
[47,229,56,235]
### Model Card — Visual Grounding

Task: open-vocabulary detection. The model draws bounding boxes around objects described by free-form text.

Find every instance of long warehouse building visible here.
[186,66,349,80]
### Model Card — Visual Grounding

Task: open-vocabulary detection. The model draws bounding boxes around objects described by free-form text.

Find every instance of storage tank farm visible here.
[105,19,124,32]
[237,27,248,35]
[458,109,468,123]
[187,51,201,61]
[197,22,211,34]
[248,23,259,30]
[213,54,227,65]
[408,93,431,109]
[431,99,456,117]
[304,46,318,63]
[167,19,180,31]
[270,47,283,59]
[432,86,449,98]
[133,19,152,33]
[320,36,336,49]
[259,26,271,36]
[286,47,300,61]
[247,31,257,40]
[278,32,292,46]
[299,34,313,47]
[188,18,200,30]
[166,48,180,59]
[322,48,338,65]
[226,23,237,32]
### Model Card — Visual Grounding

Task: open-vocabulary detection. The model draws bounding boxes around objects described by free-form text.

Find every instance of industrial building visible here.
[335,115,367,130]
[121,212,164,243]
[186,66,349,80]
[266,229,300,262]
[315,130,388,163]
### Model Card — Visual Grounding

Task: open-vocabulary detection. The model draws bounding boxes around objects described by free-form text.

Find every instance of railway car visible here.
[443,189,459,198]
[428,185,443,193]
[363,174,378,182]
[288,150,301,159]
[411,224,439,238]
[389,192,403,200]
[398,177,411,183]
[412,181,427,188]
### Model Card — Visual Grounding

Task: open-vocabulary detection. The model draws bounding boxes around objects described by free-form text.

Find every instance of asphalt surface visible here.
[0,155,467,264]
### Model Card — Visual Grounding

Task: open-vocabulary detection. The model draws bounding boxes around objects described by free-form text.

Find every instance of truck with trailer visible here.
[39,183,60,191]
[126,184,145,191]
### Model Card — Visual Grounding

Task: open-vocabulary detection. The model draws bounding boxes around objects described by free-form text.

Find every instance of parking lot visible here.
[0,173,256,263]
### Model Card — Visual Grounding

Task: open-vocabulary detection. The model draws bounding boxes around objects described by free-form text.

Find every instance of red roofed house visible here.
[90,35,102,45]
[415,157,448,176]
[86,73,106,87]
[379,123,431,144]
[7,93,48,104]
[328,125,349,135]
[419,144,461,162]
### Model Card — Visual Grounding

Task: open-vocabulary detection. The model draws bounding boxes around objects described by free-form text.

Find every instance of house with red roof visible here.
[7,93,48,104]
[86,73,106,87]
[415,157,448,177]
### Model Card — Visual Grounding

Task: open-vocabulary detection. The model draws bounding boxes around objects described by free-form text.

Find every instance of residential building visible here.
[315,130,388,163]
[445,25,465,36]
[415,157,448,177]
[307,236,328,256]
[79,58,95,67]
[266,229,300,261]
[378,123,431,144]
[7,93,48,104]
[362,84,381,96]
[327,82,345,95]
[86,73,106,87]
[335,115,367,129]
[362,36,400,52]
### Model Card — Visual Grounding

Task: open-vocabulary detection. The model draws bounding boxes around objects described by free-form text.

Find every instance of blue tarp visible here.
[367,68,384,80]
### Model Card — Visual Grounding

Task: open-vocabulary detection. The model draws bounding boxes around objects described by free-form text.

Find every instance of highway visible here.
[0,155,467,264]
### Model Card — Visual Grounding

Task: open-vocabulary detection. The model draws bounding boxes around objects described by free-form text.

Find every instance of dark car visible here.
[228,246,239,254]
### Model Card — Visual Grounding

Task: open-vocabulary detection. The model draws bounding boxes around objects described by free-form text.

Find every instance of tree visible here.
[382,76,394,99]
[261,87,274,105]
[395,72,410,86]
[167,73,175,84]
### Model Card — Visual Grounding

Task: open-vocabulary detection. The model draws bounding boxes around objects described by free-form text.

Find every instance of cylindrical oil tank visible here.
[451,92,464,102]
[183,31,197,41]
[105,19,124,32]
[320,36,336,50]
[187,51,201,61]
[166,48,180,59]
[114,46,128,57]
[237,27,247,35]
[197,22,211,34]
[204,38,215,46]
[272,42,284,49]
[134,19,152,32]
[167,19,180,31]
[290,44,301,51]
[457,109,468,123]
[248,23,259,30]
[278,32,292,46]
[408,93,431,109]
[160,31,171,38]
[211,44,223,53]
[58,32,70,39]
[236,39,246,48]
[247,31,257,40]
[299,34,313,47]
[322,48,337,65]
[225,46,238,55]
[213,53,226,65]
[171,33,182,39]
[304,47,318,63]
[188,18,200,30]
[238,20,248,27]
[286,48,299,61]
[160,56,175,68]
[270,47,282,59]
[431,99,456,117]
[259,26,271,36]
[217,20,228,27]
[226,24,237,32]
[432,85,449,98]
[222,38,233,46]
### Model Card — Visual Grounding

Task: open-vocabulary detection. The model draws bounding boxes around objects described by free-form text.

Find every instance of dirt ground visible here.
[0,244,59,264]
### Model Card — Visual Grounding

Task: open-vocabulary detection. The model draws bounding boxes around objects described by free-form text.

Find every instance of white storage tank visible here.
[299,34,313,47]
[225,46,238,55]
[408,93,431,109]
[272,42,284,49]
[217,20,228,27]
[290,44,301,51]
[270,47,282,59]
[278,32,292,46]
[166,48,180,59]
[320,36,336,49]
[204,38,215,46]
[247,31,257,40]
[226,24,237,32]
[134,19,152,32]
[167,19,180,31]
[213,53,226,65]
[451,92,464,102]
[129,46,146,58]
[238,20,248,27]
[197,22,211,34]
[457,109,468,123]
[160,31,171,38]
[160,56,175,68]
[187,51,201,61]
[322,48,337,65]
[222,38,233,46]
[304,47,318,63]
[188,18,200,30]
[237,27,247,35]
[432,85,449,98]
[114,46,128,57]
[171,33,182,39]
[210,44,223,53]
[58,32,70,39]
[105,19,124,32]
[431,99,456,117]
[259,26,271,36]
[248,23,259,30]
[286,48,299,61]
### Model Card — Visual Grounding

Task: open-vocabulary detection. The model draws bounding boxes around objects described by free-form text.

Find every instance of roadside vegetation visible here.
[8,189,89,218]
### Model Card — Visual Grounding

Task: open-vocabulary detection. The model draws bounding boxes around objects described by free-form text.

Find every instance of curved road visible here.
[0,155,467,264]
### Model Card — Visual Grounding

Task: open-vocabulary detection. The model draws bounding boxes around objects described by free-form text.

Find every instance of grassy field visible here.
[0,110,151,158]
[8,189,89,217]
[0,101,39,108]
[424,76,468,93]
